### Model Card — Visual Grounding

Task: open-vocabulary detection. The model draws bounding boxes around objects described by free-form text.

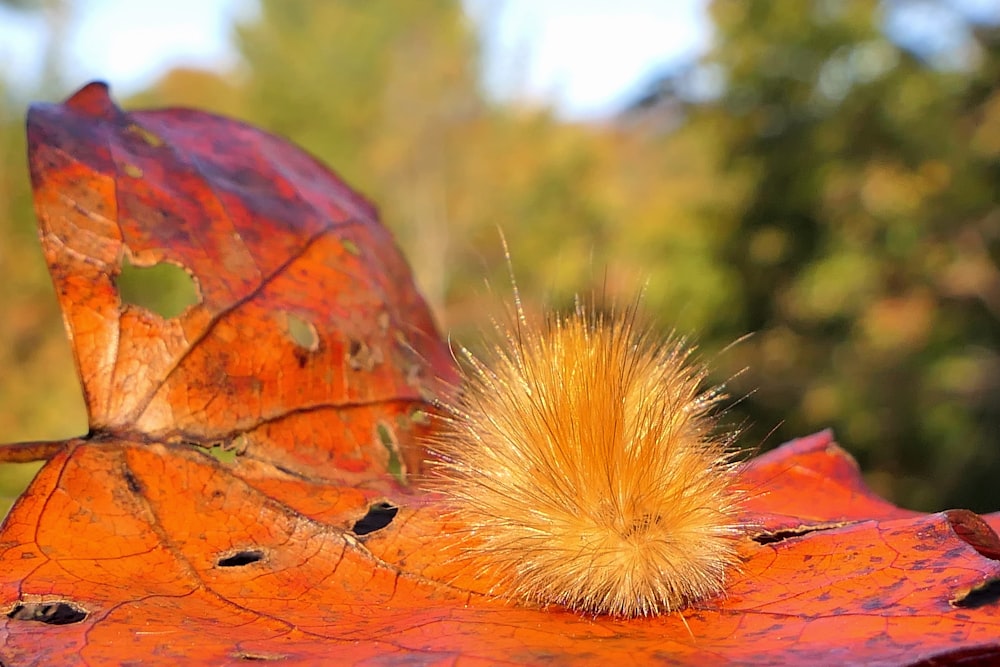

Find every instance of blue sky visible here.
[0,0,709,118]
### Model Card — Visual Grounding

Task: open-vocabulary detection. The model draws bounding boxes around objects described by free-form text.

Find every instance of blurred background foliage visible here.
[2,0,1000,512]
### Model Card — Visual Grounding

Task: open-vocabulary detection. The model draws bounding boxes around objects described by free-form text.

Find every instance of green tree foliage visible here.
[0,0,84,513]
[2,0,999,511]
[667,0,1000,510]
[0,97,84,446]
[225,0,749,341]
[0,2,85,447]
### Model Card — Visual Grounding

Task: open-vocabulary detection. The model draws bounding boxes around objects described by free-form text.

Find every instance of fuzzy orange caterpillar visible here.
[425,302,745,618]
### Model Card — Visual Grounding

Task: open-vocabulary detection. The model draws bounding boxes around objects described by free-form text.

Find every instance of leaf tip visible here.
[63,81,119,119]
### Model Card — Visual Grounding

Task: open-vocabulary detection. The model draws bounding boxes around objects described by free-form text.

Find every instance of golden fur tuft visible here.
[425,302,744,618]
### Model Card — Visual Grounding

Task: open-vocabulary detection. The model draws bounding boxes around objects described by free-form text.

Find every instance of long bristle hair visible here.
[425,294,745,618]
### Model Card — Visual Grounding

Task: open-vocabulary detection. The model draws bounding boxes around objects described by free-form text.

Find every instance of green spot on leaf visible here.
[126,123,165,147]
[287,313,318,350]
[376,422,405,484]
[122,163,143,178]
[341,238,360,256]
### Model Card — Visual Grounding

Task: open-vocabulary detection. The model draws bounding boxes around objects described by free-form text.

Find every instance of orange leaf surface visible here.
[1,83,999,665]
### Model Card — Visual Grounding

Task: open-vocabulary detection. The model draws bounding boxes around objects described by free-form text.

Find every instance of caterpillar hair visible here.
[423,291,746,618]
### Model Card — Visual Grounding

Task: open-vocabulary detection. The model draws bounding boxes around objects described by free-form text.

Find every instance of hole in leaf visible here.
[954,578,1000,609]
[7,601,87,625]
[123,469,143,495]
[286,313,319,351]
[208,447,237,464]
[351,502,399,536]
[346,338,383,372]
[233,652,288,662]
[376,422,405,483]
[217,550,265,568]
[117,256,200,319]
[752,523,843,545]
